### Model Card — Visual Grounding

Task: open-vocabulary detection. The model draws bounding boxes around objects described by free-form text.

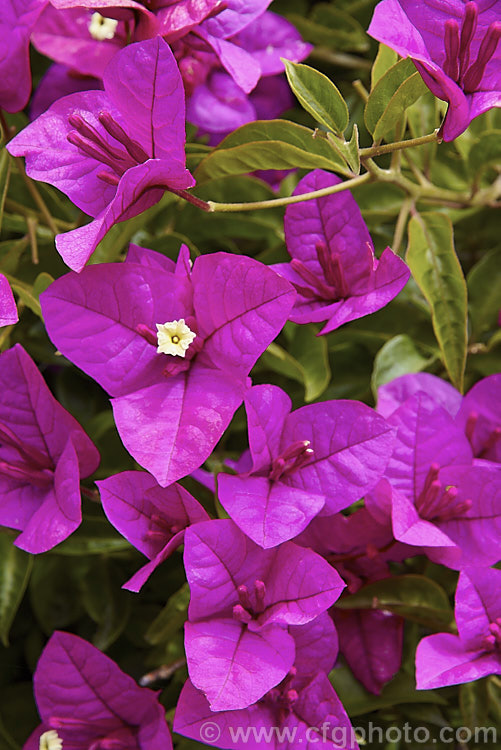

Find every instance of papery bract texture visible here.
[97,469,209,591]
[183,518,345,710]
[367,391,501,568]
[299,509,406,694]
[416,568,501,688]
[0,274,18,326]
[7,37,194,271]
[368,0,501,140]
[0,0,47,112]
[273,170,410,333]
[174,671,358,750]
[0,344,99,554]
[456,373,501,463]
[377,372,462,419]
[24,630,173,750]
[40,247,295,486]
[218,384,395,546]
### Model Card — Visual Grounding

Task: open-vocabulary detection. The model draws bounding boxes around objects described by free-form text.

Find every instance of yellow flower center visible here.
[89,12,119,41]
[156,320,196,358]
[40,730,63,750]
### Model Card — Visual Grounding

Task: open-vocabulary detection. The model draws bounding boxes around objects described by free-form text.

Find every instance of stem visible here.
[360,130,440,159]
[80,485,100,502]
[139,658,186,686]
[353,79,369,103]
[363,158,472,204]
[27,217,38,264]
[390,119,405,172]
[168,188,211,212]
[14,157,59,235]
[4,198,75,231]
[208,173,371,212]
[392,196,413,254]
[311,47,372,71]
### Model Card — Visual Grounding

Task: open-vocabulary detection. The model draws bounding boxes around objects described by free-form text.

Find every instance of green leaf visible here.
[335,575,453,628]
[0,715,19,750]
[467,247,501,338]
[371,334,435,398]
[468,130,501,181]
[371,43,398,89]
[30,556,85,634]
[487,676,501,723]
[283,60,349,135]
[460,680,489,730]
[32,272,54,299]
[0,533,32,646]
[330,667,447,717]
[195,120,348,183]
[0,149,12,235]
[0,238,29,275]
[406,212,468,391]
[5,271,54,319]
[90,197,172,264]
[81,558,131,650]
[7,276,42,318]
[288,6,368,52]
[365,58,428,141]
[327,125,360,175]
[52,517,132,556]
[262,325,331,402]
[145,583,190,646]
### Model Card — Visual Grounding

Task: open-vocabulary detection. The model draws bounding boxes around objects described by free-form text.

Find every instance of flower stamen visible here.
[89,13,119,42]
[156,319,196,357]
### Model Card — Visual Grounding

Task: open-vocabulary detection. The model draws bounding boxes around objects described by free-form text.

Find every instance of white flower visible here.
[156,319,196,357]
[40,730,63,750]
[88,12,119,41]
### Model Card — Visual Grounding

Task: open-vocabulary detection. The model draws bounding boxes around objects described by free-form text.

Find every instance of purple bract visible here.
[174,670,358,750]
[366,392,501,569]
[416,568,501,688]
[0,0,47,112]
[368,0,501,141]
[218,383,395,547]
[183,519,345,710]
[456,373,501,463]
[273,170,410,334]
[97,469,209,591]
[40,245,295,486]
[8,37,194,271]
[0,344,99,554]
[24,630,173,750]
[0,274,18,326]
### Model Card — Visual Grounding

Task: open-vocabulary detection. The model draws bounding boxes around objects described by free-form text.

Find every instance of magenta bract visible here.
[24,631,173,750]
[0,344,99,554]
[218,384,395,547]
[457,373,501,463]
[273,170,410,333]
[0,0,47,112]
[367,392,501,569]
[97,469,209,592]
[174,671,358,750]
[183,519,345,710]
[368,0,501,140]
[0,274,18,326]
[416,568,501,688]
[8,37,194,271]
[40,246,295,486]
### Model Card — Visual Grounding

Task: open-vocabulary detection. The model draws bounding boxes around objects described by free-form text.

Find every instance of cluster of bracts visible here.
[0,1,500,749]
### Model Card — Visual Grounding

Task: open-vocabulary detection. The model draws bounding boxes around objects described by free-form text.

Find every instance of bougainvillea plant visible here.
[0,1,500,749]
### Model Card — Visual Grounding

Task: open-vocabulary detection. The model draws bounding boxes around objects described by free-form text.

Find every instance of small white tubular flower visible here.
[156,319,196,357]
[40,730,63,750]
[89,12,119,41]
